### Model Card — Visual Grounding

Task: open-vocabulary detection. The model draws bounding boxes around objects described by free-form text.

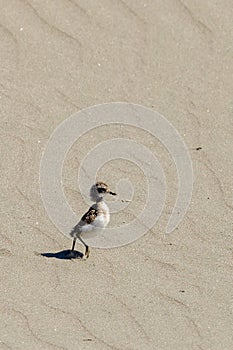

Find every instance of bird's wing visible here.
[69,206,98,237]
[80,206,98,225]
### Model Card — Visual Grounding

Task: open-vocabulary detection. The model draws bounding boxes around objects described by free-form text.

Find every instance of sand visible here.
[0,1,233,349]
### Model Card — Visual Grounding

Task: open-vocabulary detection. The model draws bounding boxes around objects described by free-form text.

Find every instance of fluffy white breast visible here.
[80,201,110,236]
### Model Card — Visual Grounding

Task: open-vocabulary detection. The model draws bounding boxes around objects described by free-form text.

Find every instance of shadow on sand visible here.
[40,250,83,260]
[39,223,85,260]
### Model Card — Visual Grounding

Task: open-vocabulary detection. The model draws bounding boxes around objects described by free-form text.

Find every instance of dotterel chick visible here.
[70,182,116,259]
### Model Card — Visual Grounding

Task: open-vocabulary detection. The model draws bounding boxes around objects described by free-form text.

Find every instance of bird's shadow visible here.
[40,250,83,260]
[40,224,84,260]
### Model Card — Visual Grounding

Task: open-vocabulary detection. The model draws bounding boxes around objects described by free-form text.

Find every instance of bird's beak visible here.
[107,189,117,196]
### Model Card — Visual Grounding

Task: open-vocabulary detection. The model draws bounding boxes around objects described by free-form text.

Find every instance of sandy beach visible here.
[0,1,233,349]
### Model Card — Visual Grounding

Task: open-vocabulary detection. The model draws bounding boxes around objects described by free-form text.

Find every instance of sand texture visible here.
[0,1,233,349]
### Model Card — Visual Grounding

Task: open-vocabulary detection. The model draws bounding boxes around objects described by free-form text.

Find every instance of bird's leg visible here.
[77,236,90,259]
[71,237,76,251]
[85,245,90,259]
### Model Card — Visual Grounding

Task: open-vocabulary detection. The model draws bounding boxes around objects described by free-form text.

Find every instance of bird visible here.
[69,182,116,259]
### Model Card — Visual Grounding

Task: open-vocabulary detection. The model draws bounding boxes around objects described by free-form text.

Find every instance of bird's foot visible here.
[83,247,90,260]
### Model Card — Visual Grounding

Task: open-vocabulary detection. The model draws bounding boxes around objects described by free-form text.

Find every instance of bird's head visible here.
[90,182,116,201]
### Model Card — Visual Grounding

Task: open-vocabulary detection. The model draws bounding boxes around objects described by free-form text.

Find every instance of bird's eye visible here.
[97,187,106,193]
